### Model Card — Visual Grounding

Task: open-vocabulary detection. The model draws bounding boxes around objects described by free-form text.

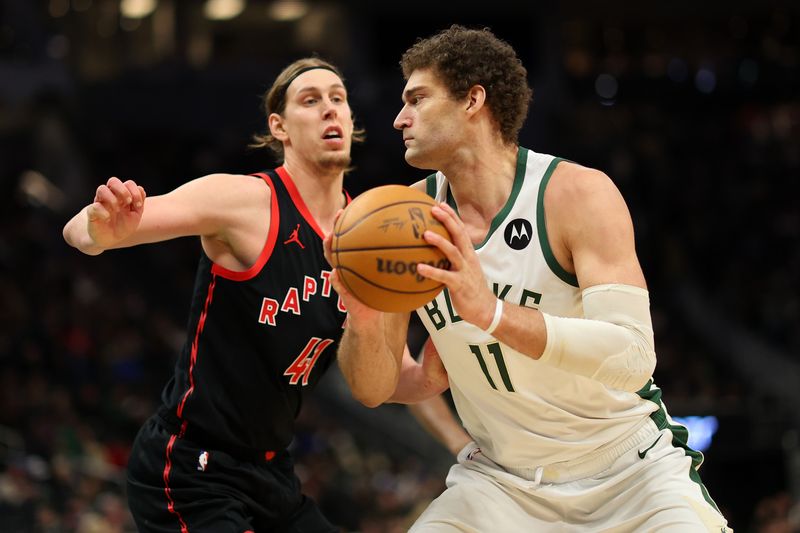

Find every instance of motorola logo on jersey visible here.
[504,219,532,250]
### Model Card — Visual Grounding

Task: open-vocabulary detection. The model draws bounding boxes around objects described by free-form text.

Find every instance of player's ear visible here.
[465,85,486,116]
[269,113,289,142]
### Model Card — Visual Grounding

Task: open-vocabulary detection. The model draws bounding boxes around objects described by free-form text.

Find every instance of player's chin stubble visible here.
[318,152,351,171]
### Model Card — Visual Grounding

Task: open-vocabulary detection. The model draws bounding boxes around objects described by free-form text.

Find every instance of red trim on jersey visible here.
[211,173,280,281]
[275,166,330,239]
[163,421,189,533]
[177,275,217,418]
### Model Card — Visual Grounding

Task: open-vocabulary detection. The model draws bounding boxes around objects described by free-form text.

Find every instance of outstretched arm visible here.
[63,174,270,264]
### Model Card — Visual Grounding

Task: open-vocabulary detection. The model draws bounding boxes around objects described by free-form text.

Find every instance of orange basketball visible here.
[331,185,451,312]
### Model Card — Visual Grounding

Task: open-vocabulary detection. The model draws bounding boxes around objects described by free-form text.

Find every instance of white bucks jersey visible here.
[417,148,659,468]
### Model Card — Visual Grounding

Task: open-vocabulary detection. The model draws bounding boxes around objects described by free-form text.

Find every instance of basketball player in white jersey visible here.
[325,25,732,532]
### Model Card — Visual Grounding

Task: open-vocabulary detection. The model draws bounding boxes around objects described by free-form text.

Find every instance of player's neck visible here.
[281,157,345,234]
[444,143,518,224]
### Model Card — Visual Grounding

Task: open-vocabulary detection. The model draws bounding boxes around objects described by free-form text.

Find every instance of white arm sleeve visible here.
[538,284,656,392]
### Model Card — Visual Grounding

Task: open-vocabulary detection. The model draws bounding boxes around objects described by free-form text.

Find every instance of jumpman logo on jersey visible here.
[284,224,305,249]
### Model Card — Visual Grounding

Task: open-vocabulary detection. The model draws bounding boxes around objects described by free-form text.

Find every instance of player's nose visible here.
[322,98,338,120]
[393,107,411,130]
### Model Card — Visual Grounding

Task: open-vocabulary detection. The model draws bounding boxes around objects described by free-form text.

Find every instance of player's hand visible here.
[417,202,496,330]
[321,209,343,267]
[86,177,145,248]
[322,216,384,326]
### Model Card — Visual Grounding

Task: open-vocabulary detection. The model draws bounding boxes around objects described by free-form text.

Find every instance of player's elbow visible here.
[592,342,656,393]
[352,392,389,409]
[350,385,392,409]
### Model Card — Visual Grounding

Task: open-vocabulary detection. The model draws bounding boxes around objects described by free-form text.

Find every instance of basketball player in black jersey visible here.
[63,57,358,533]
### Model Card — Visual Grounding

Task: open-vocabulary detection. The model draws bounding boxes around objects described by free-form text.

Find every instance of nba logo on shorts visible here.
[197,451,209,472]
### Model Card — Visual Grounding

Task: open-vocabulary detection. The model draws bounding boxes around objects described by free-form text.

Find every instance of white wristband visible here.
[484,299,504,335]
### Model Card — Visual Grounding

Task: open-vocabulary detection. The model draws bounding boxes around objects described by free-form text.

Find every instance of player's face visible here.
[394,68,465,170]
[279,69,354,171]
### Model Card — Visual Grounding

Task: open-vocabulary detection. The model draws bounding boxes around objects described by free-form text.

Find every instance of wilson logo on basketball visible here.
[376,258,451,282]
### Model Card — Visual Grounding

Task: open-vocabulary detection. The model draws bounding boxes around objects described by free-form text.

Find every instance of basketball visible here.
[330,185,452,312]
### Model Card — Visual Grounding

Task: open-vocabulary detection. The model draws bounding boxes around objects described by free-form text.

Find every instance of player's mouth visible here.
[322,126,344,147]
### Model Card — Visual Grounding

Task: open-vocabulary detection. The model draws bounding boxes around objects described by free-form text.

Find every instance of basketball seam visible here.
[334,245,442,252]
[338,266,445,295]
[334,199,437,236]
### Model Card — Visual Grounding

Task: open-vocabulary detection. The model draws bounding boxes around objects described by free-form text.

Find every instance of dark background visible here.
[1,1,798,531]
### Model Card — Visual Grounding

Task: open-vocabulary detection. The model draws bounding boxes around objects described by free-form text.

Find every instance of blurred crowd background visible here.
[1,1,798,531]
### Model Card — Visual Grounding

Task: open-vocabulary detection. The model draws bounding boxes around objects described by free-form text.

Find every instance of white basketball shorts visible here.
[410,419,731,532]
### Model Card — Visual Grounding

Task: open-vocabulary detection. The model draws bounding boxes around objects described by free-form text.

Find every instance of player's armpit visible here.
[539,284,656,392]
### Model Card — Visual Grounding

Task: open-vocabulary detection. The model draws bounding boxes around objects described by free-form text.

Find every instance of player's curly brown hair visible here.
[400,25,532,146]
[251,57,365,159]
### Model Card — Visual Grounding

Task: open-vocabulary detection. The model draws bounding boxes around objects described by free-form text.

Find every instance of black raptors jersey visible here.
[159,167,347,455]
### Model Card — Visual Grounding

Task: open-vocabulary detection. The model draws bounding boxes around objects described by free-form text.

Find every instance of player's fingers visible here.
[134,186,146,213]
[431,204,471,251]
[124,180,143,208]
[330,271,367,312]
[416,262,454,285]
[436,202,467,231]
[329,268,347,294]
[322,233,334,264]
[424,230,463,270]
[95,185,118,210]
[437,201,463,224]
[107,177,132,206]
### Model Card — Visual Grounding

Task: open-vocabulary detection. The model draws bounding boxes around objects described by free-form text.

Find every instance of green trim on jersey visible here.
[425,173,438,199]
[637,381,722,513]
[536,158,579,287]
[445,147,529,250]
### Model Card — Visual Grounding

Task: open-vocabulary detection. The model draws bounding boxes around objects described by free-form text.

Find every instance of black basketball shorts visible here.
[126,414,337,533]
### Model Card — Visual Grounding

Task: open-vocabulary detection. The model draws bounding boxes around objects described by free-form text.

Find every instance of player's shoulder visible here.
[548,161,620,206]
[544,161,629,233]
[203,171,272,183]
[198,172,272,200]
